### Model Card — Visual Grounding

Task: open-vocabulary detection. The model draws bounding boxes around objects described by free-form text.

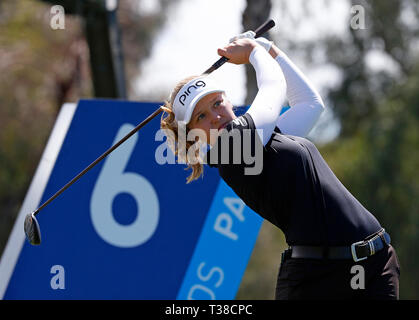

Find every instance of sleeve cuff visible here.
[249,45,265,66]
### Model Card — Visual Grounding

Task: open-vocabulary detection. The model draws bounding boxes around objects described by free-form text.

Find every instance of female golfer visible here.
[160,35,400,300]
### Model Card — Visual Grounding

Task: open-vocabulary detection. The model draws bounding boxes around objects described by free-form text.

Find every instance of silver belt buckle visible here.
[351,241,368,262]
[368,238,376,255]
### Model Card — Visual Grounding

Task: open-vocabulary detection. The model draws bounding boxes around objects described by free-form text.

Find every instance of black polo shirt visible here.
[206,113,382,246]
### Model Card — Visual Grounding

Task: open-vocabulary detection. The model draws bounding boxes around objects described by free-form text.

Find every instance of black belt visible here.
[290,229,391,262]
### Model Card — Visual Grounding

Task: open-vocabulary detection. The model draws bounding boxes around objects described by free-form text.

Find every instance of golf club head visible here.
[24,212,41,245]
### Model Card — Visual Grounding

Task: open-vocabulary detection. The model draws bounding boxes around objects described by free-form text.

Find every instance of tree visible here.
[242,0,272,105]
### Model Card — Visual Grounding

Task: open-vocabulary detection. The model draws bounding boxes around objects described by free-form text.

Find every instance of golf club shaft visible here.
[203,19,275,74]
[33,106,163,216]
[32,20,276,217]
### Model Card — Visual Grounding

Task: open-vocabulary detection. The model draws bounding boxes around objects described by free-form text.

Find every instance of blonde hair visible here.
[160,75,205,183]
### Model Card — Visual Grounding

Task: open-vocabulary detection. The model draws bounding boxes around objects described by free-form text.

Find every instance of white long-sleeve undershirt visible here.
[246,46,287,146]
[274,51,325,137]
[246,47,325,146]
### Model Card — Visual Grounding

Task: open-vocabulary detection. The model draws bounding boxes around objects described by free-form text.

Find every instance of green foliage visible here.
[317,61,419,299]
[0,0,71,252]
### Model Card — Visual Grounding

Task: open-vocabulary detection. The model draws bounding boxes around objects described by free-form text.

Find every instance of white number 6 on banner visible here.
[90,123,159,248]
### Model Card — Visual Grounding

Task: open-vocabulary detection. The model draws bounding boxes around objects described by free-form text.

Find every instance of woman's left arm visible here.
[270,45,325,137]
[229,32,325,137]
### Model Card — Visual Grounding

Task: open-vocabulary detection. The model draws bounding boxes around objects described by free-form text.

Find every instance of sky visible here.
[134,0,247,104]
[133,0,356,143]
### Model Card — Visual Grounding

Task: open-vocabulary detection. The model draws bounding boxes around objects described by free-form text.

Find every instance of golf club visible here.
[24,19,276,245]
[203,19,275,74]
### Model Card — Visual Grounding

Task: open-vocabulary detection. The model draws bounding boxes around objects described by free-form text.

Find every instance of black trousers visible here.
[275,245,400,300]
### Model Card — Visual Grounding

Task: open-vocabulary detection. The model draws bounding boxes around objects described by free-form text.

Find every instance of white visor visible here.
[173,76,225,125]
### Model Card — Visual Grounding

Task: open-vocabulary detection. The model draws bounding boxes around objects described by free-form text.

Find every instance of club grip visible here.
[203,19,275,74]
[254,19,276,38]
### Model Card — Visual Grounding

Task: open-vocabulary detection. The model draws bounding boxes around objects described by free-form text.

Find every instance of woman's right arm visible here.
[218,39,287,146]
[246,46,288,145]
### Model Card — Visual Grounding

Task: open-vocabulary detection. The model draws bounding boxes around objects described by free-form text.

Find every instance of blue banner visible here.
[0,99,266,300]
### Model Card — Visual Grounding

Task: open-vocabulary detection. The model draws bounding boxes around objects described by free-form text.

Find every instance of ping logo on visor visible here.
[173,76,225,125]
[178,80,206,106]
